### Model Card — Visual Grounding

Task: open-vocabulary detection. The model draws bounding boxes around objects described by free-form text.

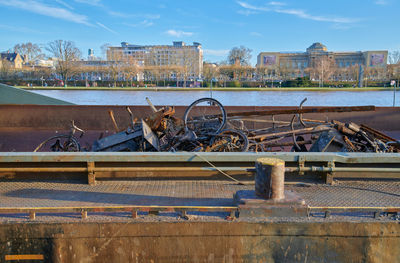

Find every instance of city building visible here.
[32,59,55,68]
[0,52,25,69]
[87,48,102,61]
[257,43,388,79]
[107,41,203,78]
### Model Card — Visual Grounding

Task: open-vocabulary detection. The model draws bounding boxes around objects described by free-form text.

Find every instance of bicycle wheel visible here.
[34,135,81,152]
[208,129,249,152]
[183,98,226,135]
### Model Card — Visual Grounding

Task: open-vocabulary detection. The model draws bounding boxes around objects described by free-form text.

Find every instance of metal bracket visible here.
[87,161,96,185]
[298,155,306,176]
[326,161,335,184]
[81,210,88,219]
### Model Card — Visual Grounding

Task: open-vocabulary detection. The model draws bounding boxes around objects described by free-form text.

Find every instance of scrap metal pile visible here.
[34,97,400,153]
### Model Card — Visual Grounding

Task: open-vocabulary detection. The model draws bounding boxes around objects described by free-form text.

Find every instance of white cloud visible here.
[0,0,91,26]
[55,0,74,10]
[250,32,262,37]
[96,22,118,34]
[141,20,154,27]
[107,11,128,17]
[165,30,193,37]
[275,8,357,23]
[108,11,160,20]
[74,0,102,6]
[204,49,230,57]
[269,1,286,6]
[237,1,269,11]
[280,8,357,23]
[237,1,358,24]
[124,20,154,28]
[375,0,388,5]
[237,9,259,16]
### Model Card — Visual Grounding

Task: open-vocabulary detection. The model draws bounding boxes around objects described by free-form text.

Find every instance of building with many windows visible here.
[107,41,203,78]
[257,43,388,79]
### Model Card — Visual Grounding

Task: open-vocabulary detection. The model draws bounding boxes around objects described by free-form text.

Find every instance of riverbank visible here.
[19,86,395,92]
[25,88,399,106]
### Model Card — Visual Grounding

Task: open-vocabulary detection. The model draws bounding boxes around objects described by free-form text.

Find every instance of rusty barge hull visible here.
[1,221,399,262]
[0,105,400,262]
[1,105,400,152]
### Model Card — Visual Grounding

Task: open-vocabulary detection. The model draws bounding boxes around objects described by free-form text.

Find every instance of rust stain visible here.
[5,254,44,260]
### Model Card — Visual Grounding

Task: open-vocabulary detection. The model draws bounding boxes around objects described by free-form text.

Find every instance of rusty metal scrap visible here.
[33,98,398,153]
[226,105,376,118]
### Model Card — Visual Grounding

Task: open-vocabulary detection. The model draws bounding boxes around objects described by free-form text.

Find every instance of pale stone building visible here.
[107,41,203,78]
[257,43,388,79]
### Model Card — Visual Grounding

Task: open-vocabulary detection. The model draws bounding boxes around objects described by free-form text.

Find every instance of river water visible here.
[31,89,399,106]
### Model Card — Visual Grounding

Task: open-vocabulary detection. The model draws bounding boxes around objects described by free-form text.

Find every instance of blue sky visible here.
[0,0,398,65]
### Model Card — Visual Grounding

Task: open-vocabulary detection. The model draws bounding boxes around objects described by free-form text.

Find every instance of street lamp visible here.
[391,80,396,107]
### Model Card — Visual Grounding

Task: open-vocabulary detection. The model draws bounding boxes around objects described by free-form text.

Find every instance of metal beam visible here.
[1,152,400,164]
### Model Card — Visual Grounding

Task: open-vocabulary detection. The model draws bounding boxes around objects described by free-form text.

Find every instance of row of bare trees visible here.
[2,41,400,87]
[2,59,398,87]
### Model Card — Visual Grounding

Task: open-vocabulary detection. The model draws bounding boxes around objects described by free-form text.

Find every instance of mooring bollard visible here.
[255,158,285,200]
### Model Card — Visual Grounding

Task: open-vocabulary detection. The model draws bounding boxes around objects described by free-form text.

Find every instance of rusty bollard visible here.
[255,158,285,200]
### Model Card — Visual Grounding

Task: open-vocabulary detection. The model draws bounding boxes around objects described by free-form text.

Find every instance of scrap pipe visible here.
[226,105,375,118]
[0,167,252,173]
[285,167,400,173]
[309,206,400,212]
[0,205,238,213]
[1,166,400,173]
[249,127,331,140]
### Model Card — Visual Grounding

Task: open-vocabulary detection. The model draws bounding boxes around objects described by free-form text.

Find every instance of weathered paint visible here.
[0,221,398,262]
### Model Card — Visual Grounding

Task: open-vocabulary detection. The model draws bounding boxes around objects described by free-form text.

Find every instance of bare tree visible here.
[312,56,336,87]
[158,65,171,87]
[167,65,181,87]
[203,62,218,87]
[0,59,13,80]
[389,51,400,65]
[171,48,195,88]
[278,64,291,81]
[122,56,140,87]
[13,42,44,62]
[46,40,81,85]
[180,50,191,88]
[107,60,122,87]
[227,46,252,66]
[256,66,268,86]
